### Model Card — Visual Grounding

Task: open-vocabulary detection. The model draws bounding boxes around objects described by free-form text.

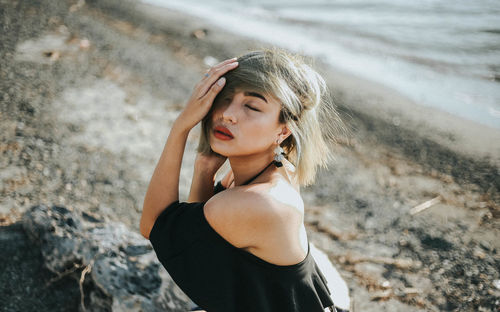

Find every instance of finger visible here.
[211,57,238,72]
[217,57,238,67]
[204,57,238,79]
[200,77,226,105]
[197,59,237,92]
[198,62,238,98]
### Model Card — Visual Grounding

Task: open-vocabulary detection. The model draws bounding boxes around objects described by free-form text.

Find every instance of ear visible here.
[278,125,292,143]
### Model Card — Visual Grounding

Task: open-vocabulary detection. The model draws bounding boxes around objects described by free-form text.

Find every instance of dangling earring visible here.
[273,139,284,167]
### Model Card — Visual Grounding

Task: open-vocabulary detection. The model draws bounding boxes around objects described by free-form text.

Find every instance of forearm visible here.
[139,57,238,239]
[187,166,217,203]
[140,121,190,238]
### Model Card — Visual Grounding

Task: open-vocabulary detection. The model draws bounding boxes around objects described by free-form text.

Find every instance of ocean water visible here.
[141,0,500,129]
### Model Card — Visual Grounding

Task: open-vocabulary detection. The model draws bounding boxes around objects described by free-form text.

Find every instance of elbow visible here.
[140,224,150,240]
[139,210,152,240]
[140,222,152,240]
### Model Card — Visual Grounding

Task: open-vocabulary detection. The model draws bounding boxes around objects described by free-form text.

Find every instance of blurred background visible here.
[145,0,500,129]
[1,0,499,311]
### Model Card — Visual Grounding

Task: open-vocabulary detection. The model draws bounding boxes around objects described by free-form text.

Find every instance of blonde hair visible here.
[197,48,347,186]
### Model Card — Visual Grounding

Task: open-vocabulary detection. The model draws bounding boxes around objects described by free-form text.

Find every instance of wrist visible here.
[194,163,218,179]
[194,153,226,174]
[171,118,192,135]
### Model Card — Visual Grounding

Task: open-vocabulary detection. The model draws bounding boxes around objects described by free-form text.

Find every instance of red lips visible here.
[214,125,234,139]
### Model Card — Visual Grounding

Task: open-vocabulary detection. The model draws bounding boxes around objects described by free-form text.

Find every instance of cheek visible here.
[241,118,277,144]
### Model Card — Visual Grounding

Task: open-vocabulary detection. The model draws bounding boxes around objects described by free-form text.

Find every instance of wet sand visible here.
[1,0,498,311]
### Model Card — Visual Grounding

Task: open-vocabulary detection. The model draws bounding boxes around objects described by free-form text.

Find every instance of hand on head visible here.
[176,58,239,131]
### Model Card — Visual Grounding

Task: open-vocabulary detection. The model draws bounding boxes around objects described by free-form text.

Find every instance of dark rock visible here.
[420,234,453,251]
[22,204,193,311]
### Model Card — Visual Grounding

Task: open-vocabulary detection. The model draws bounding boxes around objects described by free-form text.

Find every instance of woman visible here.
[140,49,350,312]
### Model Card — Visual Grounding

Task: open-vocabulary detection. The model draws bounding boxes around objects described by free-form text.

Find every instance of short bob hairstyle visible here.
[197,48,347,186]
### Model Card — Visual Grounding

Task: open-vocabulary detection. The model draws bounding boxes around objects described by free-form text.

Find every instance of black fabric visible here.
[149,181,336,312]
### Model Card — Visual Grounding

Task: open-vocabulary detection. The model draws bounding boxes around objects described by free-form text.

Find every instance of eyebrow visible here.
[244,91,267,103]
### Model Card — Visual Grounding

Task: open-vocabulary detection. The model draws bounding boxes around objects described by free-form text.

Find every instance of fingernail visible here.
[217,77,226,86]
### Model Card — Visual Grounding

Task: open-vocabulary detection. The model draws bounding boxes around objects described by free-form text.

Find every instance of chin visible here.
[210,142,228,156]
[211,143,239,158]
[211,147,228,156]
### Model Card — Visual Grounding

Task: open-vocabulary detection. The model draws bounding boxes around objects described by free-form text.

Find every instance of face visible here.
[209,88,289,158]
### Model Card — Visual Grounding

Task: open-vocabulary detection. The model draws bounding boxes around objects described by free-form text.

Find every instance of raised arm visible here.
[140,58,239,239]
[140,121,189,239]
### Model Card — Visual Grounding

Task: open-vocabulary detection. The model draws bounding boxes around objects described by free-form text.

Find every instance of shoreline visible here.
[132,1,500,195]
[142,0,500,132]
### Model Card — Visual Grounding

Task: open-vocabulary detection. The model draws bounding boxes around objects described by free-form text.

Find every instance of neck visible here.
[228,152,275,187]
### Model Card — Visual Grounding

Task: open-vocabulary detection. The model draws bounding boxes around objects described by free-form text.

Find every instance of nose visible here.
[221,99,238,124]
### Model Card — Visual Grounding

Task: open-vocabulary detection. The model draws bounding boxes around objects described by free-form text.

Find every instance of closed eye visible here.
[245,104,260,112]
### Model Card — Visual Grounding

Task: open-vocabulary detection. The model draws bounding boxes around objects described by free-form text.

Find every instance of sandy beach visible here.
[1,0,499,311]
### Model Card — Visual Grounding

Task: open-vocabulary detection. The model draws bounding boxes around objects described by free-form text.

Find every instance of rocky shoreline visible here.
[1,0,498,311]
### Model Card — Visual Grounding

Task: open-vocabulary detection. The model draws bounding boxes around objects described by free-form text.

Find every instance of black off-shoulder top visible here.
[149,181,337,312]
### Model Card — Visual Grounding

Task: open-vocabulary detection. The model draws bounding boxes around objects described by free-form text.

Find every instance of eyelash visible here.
[245,104,259,112]
[221,98,259,112]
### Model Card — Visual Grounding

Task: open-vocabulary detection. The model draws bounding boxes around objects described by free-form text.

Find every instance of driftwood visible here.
[409,196,442,215]
[334,252,421,270]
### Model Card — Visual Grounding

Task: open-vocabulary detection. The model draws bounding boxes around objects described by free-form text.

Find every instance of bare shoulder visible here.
[204,183,301,249]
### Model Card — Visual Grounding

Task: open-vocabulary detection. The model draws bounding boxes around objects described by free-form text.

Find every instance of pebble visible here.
[494,280,500,290]
[473,248,486,259]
